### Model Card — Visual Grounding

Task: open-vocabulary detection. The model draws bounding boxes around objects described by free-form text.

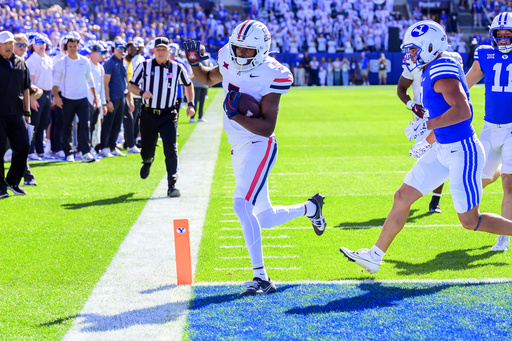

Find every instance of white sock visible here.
[253,268,268,281]
[370,245,385,262]
[233,198,264,269]
[432,193,442,197]
[305,201,317,217]
[257,204,307,229]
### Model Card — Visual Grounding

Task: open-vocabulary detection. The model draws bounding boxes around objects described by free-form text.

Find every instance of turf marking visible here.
[62,92,224,340]
[213,267,302,271]
[219,244,295,249]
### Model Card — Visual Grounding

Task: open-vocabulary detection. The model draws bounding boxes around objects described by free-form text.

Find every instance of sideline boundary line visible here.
[62,92,224,340]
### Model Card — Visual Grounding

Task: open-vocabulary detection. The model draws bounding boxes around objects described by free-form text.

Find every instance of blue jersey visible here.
[474,45,512,124]
[422,55,475,144]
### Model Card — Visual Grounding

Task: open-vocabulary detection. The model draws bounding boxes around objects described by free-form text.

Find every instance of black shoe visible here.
[308,193,326,236]
[140,163,151,179]
[241,277,277,296]
[0,189,9,199]
[7,184,27,195]
[167,187,181,197]
[429,196,441,213]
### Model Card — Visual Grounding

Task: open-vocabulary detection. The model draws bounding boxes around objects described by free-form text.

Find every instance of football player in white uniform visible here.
[183,20,326,296]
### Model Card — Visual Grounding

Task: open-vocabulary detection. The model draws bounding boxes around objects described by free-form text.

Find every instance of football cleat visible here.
[240,277,277,296]
[339,247,382,274]
[308,193,326,236]
[490,235,510,252]
[429,204,442,214]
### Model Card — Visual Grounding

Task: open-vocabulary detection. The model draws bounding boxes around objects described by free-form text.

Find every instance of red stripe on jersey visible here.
[237,20,252,39]
[273,77,293,82]
[245,137,273,202]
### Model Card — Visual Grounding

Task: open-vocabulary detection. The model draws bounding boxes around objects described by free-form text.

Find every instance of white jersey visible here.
[218,45,293,146]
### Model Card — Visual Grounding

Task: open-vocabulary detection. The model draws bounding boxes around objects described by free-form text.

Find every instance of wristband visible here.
[107,99,112,103]
[139,90,144,96]
[187,101,195,109]
[24,111,31,117]
[406,100,415,110]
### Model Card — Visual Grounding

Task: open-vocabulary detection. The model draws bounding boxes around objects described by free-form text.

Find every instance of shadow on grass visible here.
[386,246,507,275]
[334,209,431,229]
[38,314,79,327]
[286,282,482,315]
[61,192,168,209]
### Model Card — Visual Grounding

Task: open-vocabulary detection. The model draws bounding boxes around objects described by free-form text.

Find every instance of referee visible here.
[128,37,195,197]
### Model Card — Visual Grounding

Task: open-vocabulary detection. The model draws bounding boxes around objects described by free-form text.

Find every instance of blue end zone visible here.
[187,282,512,339]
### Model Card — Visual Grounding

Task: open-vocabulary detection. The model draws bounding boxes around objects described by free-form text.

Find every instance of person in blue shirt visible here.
[466,12,512,252]
[340,20,512,274]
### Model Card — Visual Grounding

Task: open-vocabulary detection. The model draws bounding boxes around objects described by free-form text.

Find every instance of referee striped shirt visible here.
[129,58,191,110]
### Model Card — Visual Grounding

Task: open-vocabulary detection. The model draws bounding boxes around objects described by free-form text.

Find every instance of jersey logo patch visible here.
[411,24,429,37]
[166,73,174,78]
[503,55,509,59]
[223,61,229,69]
[250,74,260,78]
[487,54,495,59]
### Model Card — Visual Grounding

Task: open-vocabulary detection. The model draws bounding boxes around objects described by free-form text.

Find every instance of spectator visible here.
[473,0,483,28]
[86,42,107,150]
[301,52,311,86]
[360,52,369,85]
[349,57,358,86]
[309,55,319,86]
[317,33,327,52]
[326,58,334,86]
[123,40,140,154]
[333,57,342,86]
[378,53,387,85]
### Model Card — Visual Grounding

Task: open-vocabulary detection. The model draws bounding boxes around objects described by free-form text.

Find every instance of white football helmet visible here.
[229,20,271,72]
[401,20,448,72]
[490,12,512,53]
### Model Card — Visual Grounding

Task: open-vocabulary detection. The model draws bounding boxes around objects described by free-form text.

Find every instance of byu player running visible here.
[183,20,326,295]
[398,59,444,213]
[466,12,512,252]
[340,20,512,274]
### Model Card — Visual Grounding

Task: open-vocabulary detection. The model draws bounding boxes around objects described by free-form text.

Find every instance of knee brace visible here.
[474,214,482,231]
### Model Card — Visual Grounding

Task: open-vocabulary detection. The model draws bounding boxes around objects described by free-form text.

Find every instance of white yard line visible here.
[62,92,224,341]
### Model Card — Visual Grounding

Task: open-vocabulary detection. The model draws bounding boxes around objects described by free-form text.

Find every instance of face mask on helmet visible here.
[490,12,512,53]
[228,20,271,72]
[401,21,448,72]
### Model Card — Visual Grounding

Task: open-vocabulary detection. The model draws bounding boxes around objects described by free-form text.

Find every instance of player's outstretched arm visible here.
[427,78,472,130]
[465,60,484,89]
[397,76,414,105]
[183,40,222,86]
[231,93,280,137]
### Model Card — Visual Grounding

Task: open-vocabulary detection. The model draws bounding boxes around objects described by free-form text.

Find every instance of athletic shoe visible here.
[339,247,382,274]
[55,150,66,159]
[41,153,57,161]
[127,146,141,154]
[66,154,75,162]
[81,152,96,163]
[167,186,181,198]
[28,153,42,161]
[7,184,27,195]
[429,205,442,213]
[23,179,38,186]
[140,163,151,179]
[189,118,196,123]
[308,193,326,236]
[490,235,510,252]
[198,118,207,122]
[75,152,83,161]
[0,189,9,199]
[101,148,114,158]
[111,148,127,157]
[240,277,277,296]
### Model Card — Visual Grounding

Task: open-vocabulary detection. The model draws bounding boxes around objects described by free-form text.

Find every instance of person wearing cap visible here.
[26,34,53,162]
[128,36,196,198]
[190,44,211,123]
[87,42,107,149]
[122,40,141,154]
[52,37,98,163]
[0,31,32,198]
[101,39,130,158]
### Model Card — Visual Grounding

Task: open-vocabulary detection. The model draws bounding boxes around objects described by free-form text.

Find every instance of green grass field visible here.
[2,85,510,340]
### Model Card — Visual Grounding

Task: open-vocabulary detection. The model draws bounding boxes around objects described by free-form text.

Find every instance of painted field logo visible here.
[177,227,187,234]
[411,24,429,37]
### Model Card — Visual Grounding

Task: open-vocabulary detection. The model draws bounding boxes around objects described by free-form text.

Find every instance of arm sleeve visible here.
[178,63,192,86]
[53,60,62,88]
[429,59,461,83]
[129,61,144,85]
[85,59,95,89]
[103,59,113,75]
[262,63,294,96]
[100,66,106,104]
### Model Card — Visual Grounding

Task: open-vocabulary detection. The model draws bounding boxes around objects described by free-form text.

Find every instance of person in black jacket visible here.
[0,31,32,198]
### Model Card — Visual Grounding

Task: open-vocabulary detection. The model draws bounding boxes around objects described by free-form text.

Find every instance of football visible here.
[231,92,262,119]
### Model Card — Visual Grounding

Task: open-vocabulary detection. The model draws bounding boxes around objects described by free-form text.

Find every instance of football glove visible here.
[409,139,431,159]
[182,40,209,66]
[223,91,240,119]
[407,100,427,119]
[405,118,428,141]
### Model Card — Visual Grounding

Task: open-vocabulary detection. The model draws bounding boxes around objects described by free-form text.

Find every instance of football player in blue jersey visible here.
[340,20,512,274]
[466,12,512,252]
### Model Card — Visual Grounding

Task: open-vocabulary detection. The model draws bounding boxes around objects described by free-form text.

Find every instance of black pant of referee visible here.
[140,106,180,195]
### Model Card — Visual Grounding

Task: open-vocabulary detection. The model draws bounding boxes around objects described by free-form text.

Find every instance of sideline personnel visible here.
[128,37,195,197]
[0,31,32,198]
